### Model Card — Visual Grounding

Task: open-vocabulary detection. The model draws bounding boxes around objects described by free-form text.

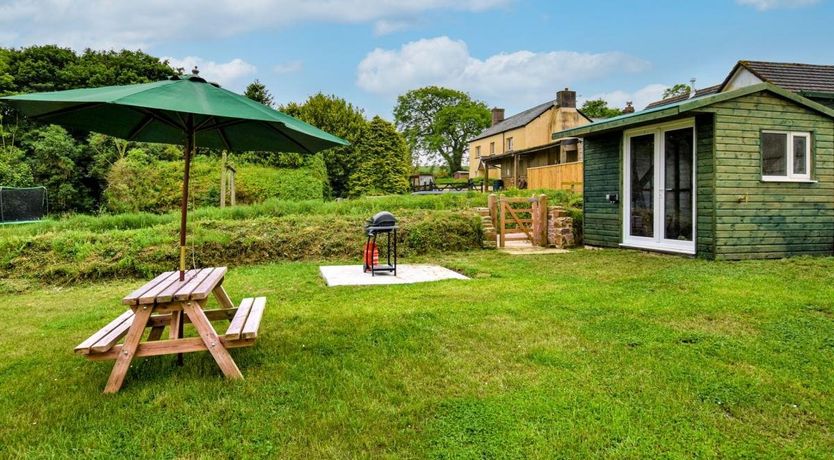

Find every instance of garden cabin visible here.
[553,80,834,260]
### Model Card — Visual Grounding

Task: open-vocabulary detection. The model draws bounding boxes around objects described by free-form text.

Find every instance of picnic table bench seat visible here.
[225,297,267,341]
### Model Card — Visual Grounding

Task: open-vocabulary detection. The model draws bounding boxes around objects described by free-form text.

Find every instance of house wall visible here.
[467,105,590,178]
[708,91,834,259]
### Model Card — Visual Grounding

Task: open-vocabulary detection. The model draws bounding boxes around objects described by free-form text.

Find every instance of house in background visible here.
[468,89,592,191]
[552,60,834,260]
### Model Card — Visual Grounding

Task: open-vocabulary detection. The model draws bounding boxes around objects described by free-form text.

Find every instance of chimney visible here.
[491,108,505,127]
[556,88,576,108]
[623,101,635,114]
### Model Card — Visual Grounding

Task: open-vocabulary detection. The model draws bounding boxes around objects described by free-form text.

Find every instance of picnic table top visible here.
[122,267,227,306]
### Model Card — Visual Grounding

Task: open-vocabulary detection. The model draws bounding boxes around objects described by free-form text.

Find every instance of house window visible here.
[490,142,495,154]
[507,137,514,151]
[475,146,481,158]
[761,131,811,181]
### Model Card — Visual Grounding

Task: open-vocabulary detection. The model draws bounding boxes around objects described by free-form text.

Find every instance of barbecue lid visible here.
[365,211,398,232]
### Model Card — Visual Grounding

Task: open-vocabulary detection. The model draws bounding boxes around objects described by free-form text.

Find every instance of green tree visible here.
[579,99,623,119]
[0,145,34,186]
[348,116,411,197]
[393,86,490,175]
[244,79,275,107]
[663,83,691,99]
[280,93,367,198]
[23,125,92,213]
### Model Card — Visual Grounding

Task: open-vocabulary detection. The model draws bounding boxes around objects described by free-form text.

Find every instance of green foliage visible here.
[281,93,367,198]
[0,145,33,186]
[0,210,481,281]
[243,79,275,107]
[348,116,411,197]
[23,125,92,213]
[105,157,324,213]
[663,83,692,99]
[394,86,490,175]
[0,45,175,213]
[580,99,623,119]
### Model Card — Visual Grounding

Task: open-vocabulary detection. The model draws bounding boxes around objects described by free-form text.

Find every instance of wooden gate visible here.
[492,195,549,248]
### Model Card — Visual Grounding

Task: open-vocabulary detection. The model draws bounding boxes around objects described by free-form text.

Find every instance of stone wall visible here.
[547,206,574,248]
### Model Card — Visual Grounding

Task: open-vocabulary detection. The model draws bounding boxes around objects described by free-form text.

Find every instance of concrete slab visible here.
[319,264,469,287]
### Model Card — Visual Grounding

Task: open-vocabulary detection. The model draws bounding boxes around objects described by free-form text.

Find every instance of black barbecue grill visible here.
[364,211,398,276]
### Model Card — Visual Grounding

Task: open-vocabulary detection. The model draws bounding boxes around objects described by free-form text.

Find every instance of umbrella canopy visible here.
[1,70,349,279]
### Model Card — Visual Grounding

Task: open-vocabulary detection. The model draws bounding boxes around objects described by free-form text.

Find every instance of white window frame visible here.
[761,131,812,182]
[622,118,697,255]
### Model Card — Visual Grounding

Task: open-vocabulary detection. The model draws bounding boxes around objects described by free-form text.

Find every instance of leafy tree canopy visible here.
[579,99,623,119]
[663,83,692,100]
[348,116,411,198]
[393,86,490,175]
[280,93,367,198]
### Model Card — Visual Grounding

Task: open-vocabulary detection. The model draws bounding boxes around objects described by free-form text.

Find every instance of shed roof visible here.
[722,60,834,94]
[551,83,834,139]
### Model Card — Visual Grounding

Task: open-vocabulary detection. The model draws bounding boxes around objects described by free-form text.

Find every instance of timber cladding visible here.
[709,91,834,260]
[582,132,621,248]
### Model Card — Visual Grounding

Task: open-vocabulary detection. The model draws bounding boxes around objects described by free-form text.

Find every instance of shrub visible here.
[105,157,324,213]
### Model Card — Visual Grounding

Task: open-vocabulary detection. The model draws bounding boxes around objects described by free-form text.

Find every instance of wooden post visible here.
[499,198,506,248]
[229,169,236,206]
[488,194,497,229]
[220,151,227,208]
[483,161,489,193]
[539,194,548,247]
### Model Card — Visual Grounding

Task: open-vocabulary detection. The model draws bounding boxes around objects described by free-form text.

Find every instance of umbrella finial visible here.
[192,66,200,76]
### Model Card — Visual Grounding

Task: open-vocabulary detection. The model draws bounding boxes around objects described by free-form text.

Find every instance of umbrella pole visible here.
[179,119,194,282]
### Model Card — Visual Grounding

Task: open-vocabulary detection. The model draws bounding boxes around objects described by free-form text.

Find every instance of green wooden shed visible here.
[552,82,834,260]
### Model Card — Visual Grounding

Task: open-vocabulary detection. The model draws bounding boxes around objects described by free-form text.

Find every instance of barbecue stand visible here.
[364,211,398,276]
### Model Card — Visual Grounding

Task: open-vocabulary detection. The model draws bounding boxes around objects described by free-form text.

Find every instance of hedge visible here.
[0,210,483,282]
[105,157,325,213]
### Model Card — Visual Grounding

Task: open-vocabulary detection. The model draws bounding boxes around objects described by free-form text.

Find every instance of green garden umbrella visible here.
[1,68,348,280]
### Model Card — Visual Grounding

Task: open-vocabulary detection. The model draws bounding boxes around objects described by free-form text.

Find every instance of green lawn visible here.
[1,249,833,458]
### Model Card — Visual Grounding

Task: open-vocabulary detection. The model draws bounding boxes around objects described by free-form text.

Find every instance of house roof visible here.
[722,60,834,94]
[470,100,592,142]
[644,85,721,110]
[551,83,834,140]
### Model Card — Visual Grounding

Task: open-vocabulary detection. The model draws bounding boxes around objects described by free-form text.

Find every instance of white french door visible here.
[623,119,696,254]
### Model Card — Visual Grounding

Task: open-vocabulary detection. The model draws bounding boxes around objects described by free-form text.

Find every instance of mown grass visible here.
[1,249,832,458]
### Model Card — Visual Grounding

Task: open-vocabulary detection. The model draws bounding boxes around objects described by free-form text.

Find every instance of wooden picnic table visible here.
[75,267,266,393]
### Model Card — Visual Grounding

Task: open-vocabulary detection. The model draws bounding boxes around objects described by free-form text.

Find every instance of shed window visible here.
[761,131,811,181]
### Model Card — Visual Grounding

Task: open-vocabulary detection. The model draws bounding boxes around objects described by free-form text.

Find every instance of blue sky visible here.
[1,0,833,118]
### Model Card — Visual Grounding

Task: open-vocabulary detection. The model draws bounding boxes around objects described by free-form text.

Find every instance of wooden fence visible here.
[527,162,583,193]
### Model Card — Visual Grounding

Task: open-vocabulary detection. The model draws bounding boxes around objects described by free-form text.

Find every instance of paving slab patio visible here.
[319,264,469,287]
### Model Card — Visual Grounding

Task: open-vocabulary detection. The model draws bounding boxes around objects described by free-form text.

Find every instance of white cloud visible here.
[0,0,511,50]
[373,19,416,36]
[356,36,650,109]
[737,0,819,10]
[273,60,304,75]
[582,84,668,112]
[163,56,257,89]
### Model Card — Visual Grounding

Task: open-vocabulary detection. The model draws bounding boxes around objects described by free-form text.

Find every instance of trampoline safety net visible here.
[0,186,47,224]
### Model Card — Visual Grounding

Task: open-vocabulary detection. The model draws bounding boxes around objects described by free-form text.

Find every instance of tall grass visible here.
[0,190,581,238]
